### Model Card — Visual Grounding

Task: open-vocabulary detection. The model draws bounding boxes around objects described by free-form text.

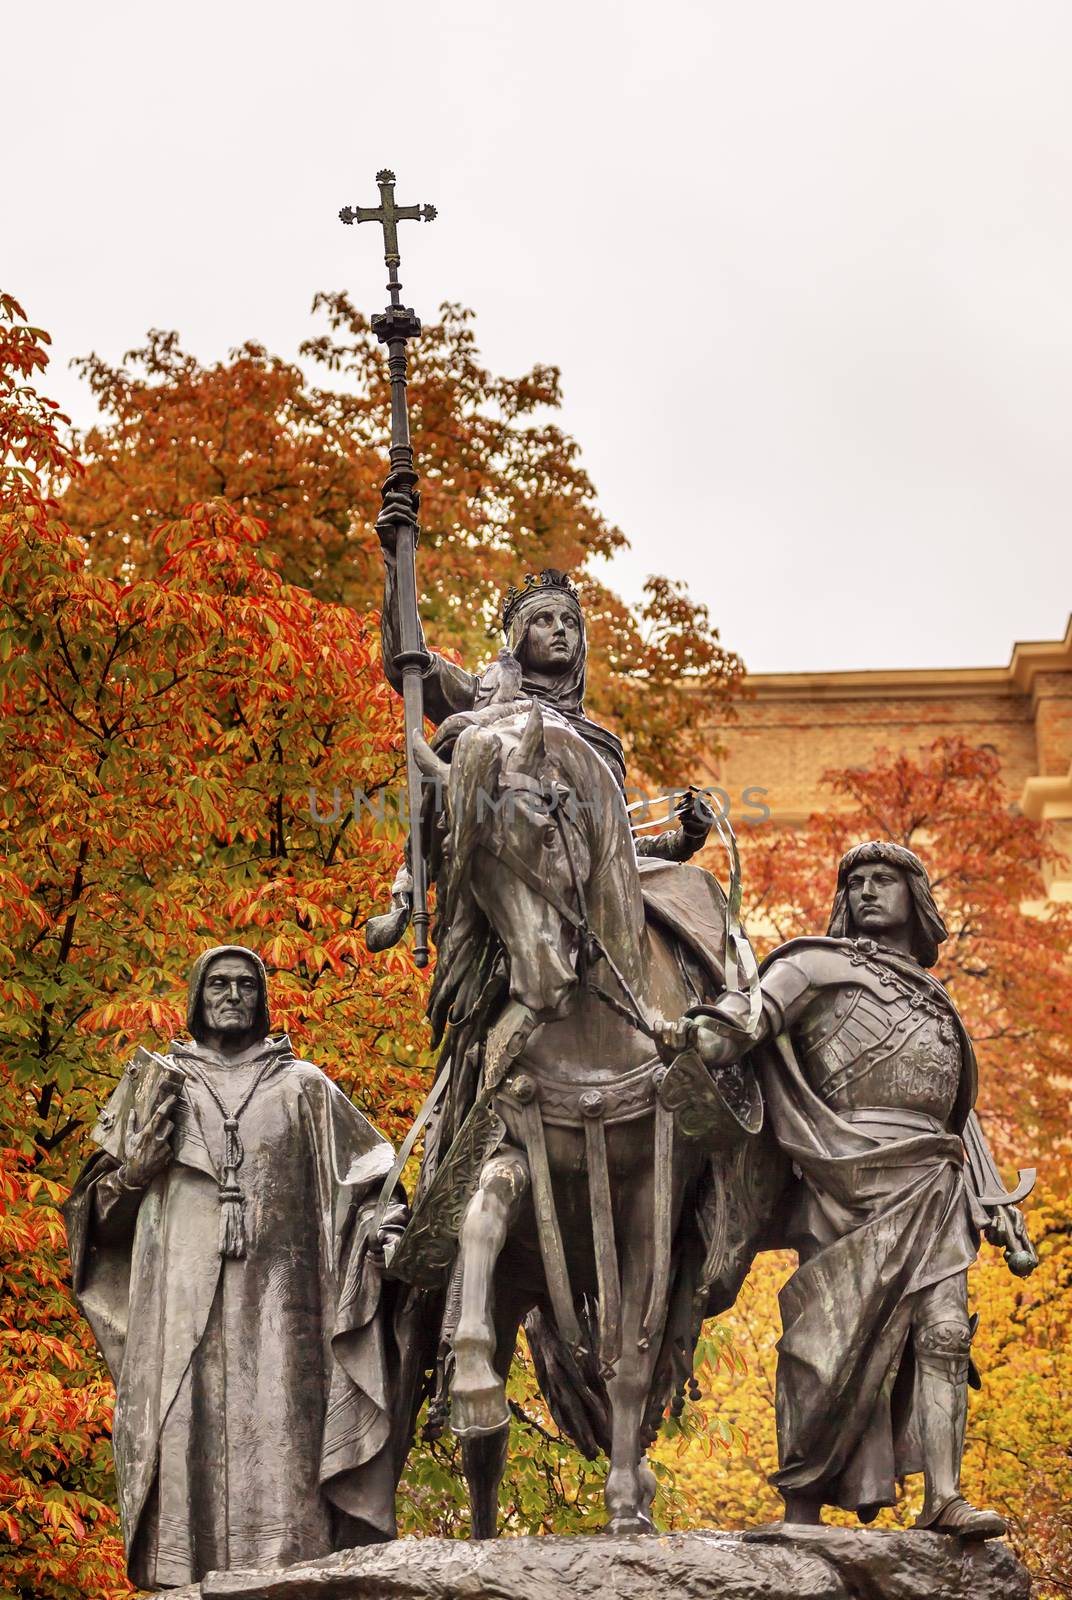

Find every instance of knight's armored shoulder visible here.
[758,938,859,1032]
[760,937,860,988]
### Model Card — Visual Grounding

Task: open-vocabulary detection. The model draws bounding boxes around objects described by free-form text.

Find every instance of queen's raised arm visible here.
[379,537,478,726]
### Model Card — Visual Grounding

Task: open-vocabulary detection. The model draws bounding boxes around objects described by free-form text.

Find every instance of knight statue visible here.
[675,841,1038,1539]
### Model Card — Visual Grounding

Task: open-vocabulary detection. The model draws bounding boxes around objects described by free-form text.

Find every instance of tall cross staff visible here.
[340,169,437,967]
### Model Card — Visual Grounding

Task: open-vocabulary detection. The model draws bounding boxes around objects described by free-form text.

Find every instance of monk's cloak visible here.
[753,938,995,1514]
[64,1035,402,1588]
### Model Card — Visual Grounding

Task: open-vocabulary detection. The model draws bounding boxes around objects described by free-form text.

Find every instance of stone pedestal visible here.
[170,1526,1031,1600]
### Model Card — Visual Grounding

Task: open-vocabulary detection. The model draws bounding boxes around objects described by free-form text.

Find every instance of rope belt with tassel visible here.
[182,1057,276,1258]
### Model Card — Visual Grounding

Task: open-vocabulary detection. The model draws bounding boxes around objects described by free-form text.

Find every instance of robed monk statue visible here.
[64,945,408,1588]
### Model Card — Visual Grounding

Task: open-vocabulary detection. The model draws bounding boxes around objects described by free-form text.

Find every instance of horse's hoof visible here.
[605,1514,654,1537]
[451,1385,511,1439]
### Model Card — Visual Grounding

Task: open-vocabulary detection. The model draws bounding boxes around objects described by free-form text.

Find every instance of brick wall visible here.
[694,617,1072,902]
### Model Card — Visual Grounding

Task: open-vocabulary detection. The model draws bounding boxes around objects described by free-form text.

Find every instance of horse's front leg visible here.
[451,1144,530,1439]
[636,1457,658,1524]
[461,1297,528,1540]
[603,1161,663,1536]
[462,1407,510,1540]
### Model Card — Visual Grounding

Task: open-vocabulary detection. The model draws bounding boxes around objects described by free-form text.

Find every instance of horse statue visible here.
[383,694,787,1536]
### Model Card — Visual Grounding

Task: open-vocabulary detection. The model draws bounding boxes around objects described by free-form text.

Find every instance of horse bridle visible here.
[477,769,659,1041]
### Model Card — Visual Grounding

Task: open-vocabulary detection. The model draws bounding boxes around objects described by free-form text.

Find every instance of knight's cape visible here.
[751,938,991,1512]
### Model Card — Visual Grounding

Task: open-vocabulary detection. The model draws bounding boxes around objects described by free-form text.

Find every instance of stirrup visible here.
[366,896,412,952]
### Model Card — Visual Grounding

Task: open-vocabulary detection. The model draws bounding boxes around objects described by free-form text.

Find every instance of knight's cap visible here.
[501,570,581,633]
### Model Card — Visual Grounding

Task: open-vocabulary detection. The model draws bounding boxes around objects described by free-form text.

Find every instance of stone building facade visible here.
[701,616,1072,903]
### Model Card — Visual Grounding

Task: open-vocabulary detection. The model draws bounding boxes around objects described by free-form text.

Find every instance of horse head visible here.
[417,700,638,1025]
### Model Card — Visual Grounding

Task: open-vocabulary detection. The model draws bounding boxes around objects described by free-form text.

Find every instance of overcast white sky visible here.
[9,1,1072,672]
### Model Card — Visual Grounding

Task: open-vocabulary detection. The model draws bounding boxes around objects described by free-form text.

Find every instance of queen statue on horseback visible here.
[371,507,778,1538]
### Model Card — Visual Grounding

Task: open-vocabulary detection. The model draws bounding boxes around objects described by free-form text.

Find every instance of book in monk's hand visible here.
[92,1046,186,1161]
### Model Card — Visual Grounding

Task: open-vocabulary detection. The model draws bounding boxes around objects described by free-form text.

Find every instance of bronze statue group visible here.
[65,571,1037,1588]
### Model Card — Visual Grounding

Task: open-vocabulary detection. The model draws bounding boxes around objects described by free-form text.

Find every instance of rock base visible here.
[184,1525,1031,1600]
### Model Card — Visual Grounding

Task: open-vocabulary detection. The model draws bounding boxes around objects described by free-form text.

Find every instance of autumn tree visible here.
[1,288,742,1593]
[0,294,425,1596]
[0,295,132,1599]
[11,277,1068,1597]
[62,296,742,787]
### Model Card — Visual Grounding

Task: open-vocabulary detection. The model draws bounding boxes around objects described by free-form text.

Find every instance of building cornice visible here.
[741,616,1072,704]
[1020,767,1072,823]
[1009,614,1072,693]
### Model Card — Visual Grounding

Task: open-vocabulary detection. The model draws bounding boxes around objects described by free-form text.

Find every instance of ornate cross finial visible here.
[339,169,437,309]
[337,168,438,965]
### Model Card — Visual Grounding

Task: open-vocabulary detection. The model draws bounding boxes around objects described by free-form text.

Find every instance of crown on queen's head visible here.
[501,570,581,633]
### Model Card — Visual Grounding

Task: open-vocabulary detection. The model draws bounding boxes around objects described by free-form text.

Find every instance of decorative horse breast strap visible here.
[494,1048,763,1380]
